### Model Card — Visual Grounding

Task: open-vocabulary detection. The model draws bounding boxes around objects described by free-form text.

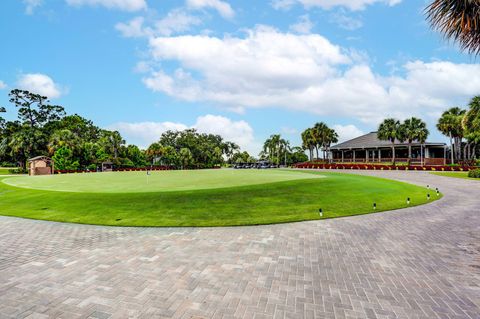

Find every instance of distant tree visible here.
[48,129,78,155]
[52,146,79,170]
[179,148,193,169]
[301,128,315,161]
[437,107,466,163]
[378,118,404,165]
[126,145,146,167]
[402,117,429,164]
[463,96,480,160]
[426,0,480,55]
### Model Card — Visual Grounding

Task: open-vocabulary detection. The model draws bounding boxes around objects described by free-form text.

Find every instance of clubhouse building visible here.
[330,132,447,166]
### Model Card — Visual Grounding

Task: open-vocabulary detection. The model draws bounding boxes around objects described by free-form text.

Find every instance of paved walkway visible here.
[0,171,479,319]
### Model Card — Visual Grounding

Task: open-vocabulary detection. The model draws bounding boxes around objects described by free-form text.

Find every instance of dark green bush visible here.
[468,169,480,178]
[9,168,28,174]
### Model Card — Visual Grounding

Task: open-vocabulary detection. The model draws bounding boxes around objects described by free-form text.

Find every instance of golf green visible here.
[0,169,440,227]
[2,169,323,193]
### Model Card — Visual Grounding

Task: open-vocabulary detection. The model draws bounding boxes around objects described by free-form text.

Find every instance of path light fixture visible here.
[427,194,430,200]
[436,188,439,196]
[373,203,376,210]
[407,197,410,205]
[319,208,323,217]
[427,185,430,189]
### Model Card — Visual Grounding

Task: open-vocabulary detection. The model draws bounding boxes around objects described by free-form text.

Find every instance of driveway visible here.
[0,171,479,319]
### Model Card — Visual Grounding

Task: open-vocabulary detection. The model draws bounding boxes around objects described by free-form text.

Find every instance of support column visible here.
[341,151,344,163]
[353,150,356,162]
[366,149,368,163]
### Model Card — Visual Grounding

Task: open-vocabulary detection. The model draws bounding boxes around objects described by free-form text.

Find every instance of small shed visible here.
[102,161,113,172]
[28,156,54,176]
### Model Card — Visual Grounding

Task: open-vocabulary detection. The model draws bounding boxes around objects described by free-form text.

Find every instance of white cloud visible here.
[330,11,363,30]
[289,15,314,34]
[109,115,258,153]
[116,10,202,38]
[66,0,147,11]
[23,0,43,14]
[271,0,401,11]
[0,81,6,90]
[141,26,480,124]
[333,124,364,143]
[194,115,255,152]
[17,73,63,98]
[108,121,188,148]
[186,0,234,18]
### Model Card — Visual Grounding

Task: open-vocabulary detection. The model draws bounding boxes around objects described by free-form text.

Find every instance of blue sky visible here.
[1,0,479,154]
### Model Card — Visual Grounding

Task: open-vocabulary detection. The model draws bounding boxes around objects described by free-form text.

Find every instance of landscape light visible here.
[436,188,439,196]
[319,208,323,217]
[373,203,376,210]
[407,197,410,205]
[427,194,430,200]
[427,185,430,189]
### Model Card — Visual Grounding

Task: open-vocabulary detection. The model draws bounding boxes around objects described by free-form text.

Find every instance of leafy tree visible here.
[48,129,78,155]
[402,117,429,164]
[179,148,194,169]
[301,128,315,161]
[437,107,466,163]
[126,145,146,167]
[52,146,79,170]
[378,118,404,165]
[463,96,480,160]
[426,0,480,55]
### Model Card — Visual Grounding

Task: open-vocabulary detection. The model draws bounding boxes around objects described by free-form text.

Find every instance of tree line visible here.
[0,89,249,171]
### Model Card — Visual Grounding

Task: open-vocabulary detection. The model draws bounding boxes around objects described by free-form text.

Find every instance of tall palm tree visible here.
[48,129,78,155]
[378,118,404,165]
[426,0,480,55]
[324,128,339,163]
[462,96,480,160]
[402,117,429,164]
[301,128,315,161]
[437,107,466,163]
[313,122,329,160]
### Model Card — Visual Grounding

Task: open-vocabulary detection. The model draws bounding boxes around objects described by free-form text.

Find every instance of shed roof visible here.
[330,132,446,150]
[28,156,52,162]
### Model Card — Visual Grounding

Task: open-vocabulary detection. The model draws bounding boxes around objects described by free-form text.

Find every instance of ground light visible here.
[427,194,431,200]
[407,197,410,205]
[373,202,376,210]
[318,208,323,217]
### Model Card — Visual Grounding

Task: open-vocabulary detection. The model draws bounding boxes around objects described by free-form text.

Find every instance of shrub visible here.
[468,169,480,178]
[9,168,28,174]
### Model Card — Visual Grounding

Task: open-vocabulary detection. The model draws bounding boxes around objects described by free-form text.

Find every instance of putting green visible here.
[2,169,322,193]
[0,170,441,227]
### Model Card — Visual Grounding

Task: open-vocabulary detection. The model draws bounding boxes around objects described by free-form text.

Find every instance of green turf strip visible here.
[0,170,440,227]
[3,169,322,193]
[430,171,478,180]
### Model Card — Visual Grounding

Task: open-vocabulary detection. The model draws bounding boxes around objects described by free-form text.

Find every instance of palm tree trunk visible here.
[408,143,412,165]
[315,146,319,160]
[449,134,454,164]
[392,145,396,166]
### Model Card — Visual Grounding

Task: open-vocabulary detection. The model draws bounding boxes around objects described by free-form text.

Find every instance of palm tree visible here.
[462,96,480,160]
[313,122,329,160]
[437,107,466,163]
[402,117,429,164]
[378,118,403,165]
[263,134,281,163]
[426,0,480,55]
[324,128,339,163]
[48,129,78,155]
[179,147,193,169]
[301,128,315,161]
[146,142,164,165]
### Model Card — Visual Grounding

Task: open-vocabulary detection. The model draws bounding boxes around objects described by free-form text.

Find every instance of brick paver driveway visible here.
[0,171,479,319]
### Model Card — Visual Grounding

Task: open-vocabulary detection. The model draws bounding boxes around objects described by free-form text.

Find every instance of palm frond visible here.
[426,0,480,55]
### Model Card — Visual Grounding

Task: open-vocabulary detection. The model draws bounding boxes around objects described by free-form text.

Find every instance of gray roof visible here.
[330,132,445,150]
[28,156,52,162]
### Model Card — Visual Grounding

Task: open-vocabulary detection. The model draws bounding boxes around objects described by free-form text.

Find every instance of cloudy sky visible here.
[1,0,479,154]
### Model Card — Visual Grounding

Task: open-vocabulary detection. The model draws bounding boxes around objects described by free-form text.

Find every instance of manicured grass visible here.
[0,170,440,227]
[0,168,14,175]
[430,171,479,180]
[2,169,322,193]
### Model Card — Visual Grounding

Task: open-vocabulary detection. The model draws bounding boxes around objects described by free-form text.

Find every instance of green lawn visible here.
[0,169,440,227]
[3,169,322,193]
[0,168,14,175]
[431,171,479,180]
